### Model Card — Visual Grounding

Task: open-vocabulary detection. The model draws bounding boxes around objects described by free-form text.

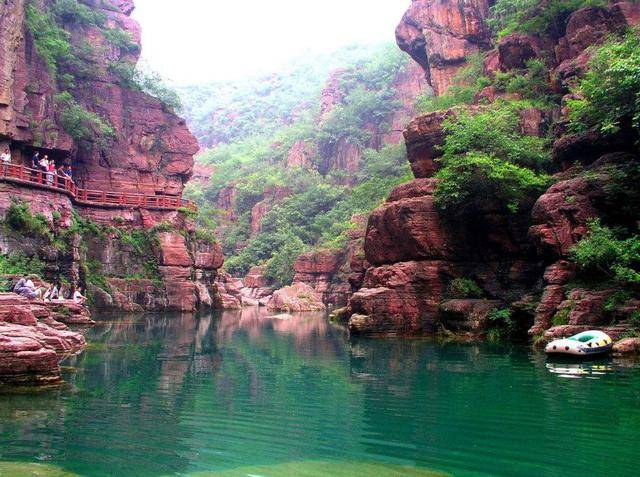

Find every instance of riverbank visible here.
[0,293,91,386]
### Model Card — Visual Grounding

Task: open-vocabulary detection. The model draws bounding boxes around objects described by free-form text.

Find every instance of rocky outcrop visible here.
[347,178,541,336]
[286,140,317,169]
[555,4,638,87]
[319,69,347,121]
[396,0,492,95]
[0,0,226,310]
[0,293,88,385]
[613,338,640,356]
[337,1,640,340]
[213,272,243,309]
[403,111,454,178]
[250,186,291,236]
[1,0,198,195]
[267,282,326,313]
[289,215,368,308]
[439,299,502,333]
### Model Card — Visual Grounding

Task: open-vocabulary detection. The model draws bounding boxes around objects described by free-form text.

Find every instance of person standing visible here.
[1,148,11,175]
[47,159,56,186]
[30,151,40,180]
[39,155,49,172]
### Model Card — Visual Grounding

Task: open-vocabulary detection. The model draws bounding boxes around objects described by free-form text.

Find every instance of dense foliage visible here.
[178,44,396,147]
[183,46,414,285]
[568,28,640,135]
[572,220,640,289]
[434,103,551,214]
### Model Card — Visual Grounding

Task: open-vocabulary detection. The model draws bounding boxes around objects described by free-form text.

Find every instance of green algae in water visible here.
[0,462,79,476]
[186,461,450,477]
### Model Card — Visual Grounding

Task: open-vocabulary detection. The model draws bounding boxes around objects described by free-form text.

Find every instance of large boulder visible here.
[349,261,447,336]
[267,283,326,313]
[0,293,87,385]
[403,111,453,178]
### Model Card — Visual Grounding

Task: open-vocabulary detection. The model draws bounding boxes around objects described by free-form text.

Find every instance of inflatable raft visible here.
[545,330,613,357]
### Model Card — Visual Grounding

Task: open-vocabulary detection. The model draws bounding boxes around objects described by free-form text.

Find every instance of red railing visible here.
[0,164,196,211]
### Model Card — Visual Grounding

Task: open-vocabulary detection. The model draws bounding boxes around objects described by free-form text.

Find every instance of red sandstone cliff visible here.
[346,1,640,337]
[396,0,493,95]
[0,0,223,312]
[0,0,197,197]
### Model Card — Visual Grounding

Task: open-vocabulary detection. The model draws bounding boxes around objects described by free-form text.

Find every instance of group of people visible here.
[13,277,87,304]
[31,152,73,186]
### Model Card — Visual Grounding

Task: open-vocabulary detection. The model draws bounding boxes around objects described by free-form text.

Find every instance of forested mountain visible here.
[180,44,428,286]
[178,44,398,147]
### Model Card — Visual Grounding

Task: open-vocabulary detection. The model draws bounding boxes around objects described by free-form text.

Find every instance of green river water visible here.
[0,309,639,476]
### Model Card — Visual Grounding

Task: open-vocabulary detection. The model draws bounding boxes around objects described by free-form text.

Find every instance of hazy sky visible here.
[132,0,411,85]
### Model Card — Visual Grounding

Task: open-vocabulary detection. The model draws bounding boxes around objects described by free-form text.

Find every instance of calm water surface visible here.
[0,309,639,476]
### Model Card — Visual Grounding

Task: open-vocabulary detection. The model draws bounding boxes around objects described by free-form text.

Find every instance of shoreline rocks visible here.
[0,293,90,386]
[267,283,326,313]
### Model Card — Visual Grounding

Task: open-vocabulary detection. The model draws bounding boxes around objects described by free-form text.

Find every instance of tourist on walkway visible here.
[63,164,73,181]
[31,152,40,180]
[47,160,56,186]
[39,155,49,173]
[1,148,11,174]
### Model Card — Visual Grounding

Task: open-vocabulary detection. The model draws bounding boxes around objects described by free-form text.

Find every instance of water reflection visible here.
[545,361,615,379]
[0,311,638,477]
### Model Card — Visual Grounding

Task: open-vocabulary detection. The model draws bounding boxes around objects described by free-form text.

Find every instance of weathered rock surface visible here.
[0,293,88,386]
[439,299,502,333]
[348,173,541,336]
[613,338,640,356]
[0,0,226,311]
[286,140,317,169]
[396,0,492,95]
[267,283,326,313]
[403,111,453,178]
[290,216,368,308]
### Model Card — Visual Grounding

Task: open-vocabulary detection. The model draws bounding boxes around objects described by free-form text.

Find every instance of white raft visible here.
[545,330,613,357]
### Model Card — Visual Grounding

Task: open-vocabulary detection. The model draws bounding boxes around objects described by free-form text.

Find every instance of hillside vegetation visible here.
[181,45,418,286]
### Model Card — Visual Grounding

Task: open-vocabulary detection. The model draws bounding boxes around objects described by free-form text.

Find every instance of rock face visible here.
[344,0,640,339]
[286,140,317,169]
[403,110,454,178]
[0,0,226,311]
[348,179,540,336]
[267,282,326,313]
[0,0,197,196]
[396,0,492,95]
[0,293,88,385]
[289,215,368,308]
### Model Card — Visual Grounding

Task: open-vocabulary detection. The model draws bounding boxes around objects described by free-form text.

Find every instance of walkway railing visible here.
[0,164,196,211]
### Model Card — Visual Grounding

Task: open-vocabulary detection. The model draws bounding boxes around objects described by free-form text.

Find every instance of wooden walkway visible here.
[0,164,196,211]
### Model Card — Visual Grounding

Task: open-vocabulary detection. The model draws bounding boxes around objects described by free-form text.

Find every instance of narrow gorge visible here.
[0,1,639,475]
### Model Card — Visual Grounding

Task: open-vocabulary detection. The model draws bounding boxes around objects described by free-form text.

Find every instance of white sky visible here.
[132,0,411,85]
